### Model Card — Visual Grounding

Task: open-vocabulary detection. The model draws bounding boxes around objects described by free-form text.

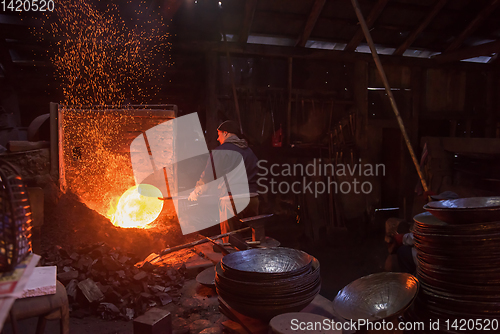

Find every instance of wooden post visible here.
[485,71,494,137]
[287,57,293,145]
[465,119,472,138]
[354,61,368,150]
[410,68,421,145]
[49,102,59,182]
[221,32,243,135]
[206,52,219,150]
[450,120,457,137]
[55,104,66,192]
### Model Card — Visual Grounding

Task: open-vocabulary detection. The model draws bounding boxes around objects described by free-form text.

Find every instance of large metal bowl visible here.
[426,197,500,209]
[414,212,500,235]
[221,247,313,280]
[215,258,320,293]
[423,197,500,224]
[423,204,500,224]
[216,249,321,320]
[332,272,419,321]
[217,281,321,306]
[218,282,321,321]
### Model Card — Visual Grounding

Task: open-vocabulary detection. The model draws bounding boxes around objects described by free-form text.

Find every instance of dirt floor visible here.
[3,279,222,334]
[303,228,389,301]
[5,190,389,334]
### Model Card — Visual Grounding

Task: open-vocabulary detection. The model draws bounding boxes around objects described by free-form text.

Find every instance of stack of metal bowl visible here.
[411,208,500,324]
[215,247,321,320]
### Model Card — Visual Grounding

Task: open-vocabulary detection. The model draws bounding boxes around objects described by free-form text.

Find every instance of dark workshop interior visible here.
[1,0,500,333]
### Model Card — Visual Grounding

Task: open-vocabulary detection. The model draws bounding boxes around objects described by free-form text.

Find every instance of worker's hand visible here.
[188,191,199,202]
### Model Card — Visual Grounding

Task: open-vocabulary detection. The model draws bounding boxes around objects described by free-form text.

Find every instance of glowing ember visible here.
[30,0,173,220]
[34,0,171,106]
[108,184,163,229]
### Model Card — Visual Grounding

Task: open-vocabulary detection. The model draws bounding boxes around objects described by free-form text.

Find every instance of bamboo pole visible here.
[349,0,429,193]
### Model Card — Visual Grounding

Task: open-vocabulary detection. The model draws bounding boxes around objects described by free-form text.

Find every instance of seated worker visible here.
[188,120,259,242]
[392,191,459,274]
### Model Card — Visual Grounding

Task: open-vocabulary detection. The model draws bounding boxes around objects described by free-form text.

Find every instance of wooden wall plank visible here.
[424,69,466,113]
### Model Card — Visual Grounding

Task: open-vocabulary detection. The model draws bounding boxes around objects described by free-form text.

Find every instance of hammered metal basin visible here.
[221,247,313,280]
[423,197,500,224]
[423,205,500,224]
[414,212,500,235]
[215,258,320,293]
[426,197,500,209]
[333,272,419,321]
[216,248,320,320]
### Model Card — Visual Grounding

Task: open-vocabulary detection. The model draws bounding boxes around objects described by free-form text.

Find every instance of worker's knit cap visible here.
[217,120,241,136]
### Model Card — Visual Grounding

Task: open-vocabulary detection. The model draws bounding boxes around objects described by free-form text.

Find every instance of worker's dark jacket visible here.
[196,137,258,196]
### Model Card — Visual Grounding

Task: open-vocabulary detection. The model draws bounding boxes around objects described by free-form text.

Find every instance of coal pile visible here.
[42,191,188,259]
[42,242,186,320]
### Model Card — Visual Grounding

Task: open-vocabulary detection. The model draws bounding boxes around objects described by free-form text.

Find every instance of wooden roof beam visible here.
[175,41,492,71]
[434,40,500,63]
[488,53,499,63]
[393,0,448,56]
[445,0,500,52]
[296,0,327,47]
[238,0,258,44]
[344,0,389,52]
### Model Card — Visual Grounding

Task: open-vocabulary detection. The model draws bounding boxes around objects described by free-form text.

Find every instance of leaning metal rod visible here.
[349,0,429,193]
[147,226,252,263]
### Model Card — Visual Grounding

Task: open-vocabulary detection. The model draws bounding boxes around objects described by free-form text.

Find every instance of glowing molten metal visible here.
[108,185,163,229]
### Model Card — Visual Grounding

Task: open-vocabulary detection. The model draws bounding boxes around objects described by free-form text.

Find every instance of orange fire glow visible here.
[34,0,171,106]
[107,185,163,229]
